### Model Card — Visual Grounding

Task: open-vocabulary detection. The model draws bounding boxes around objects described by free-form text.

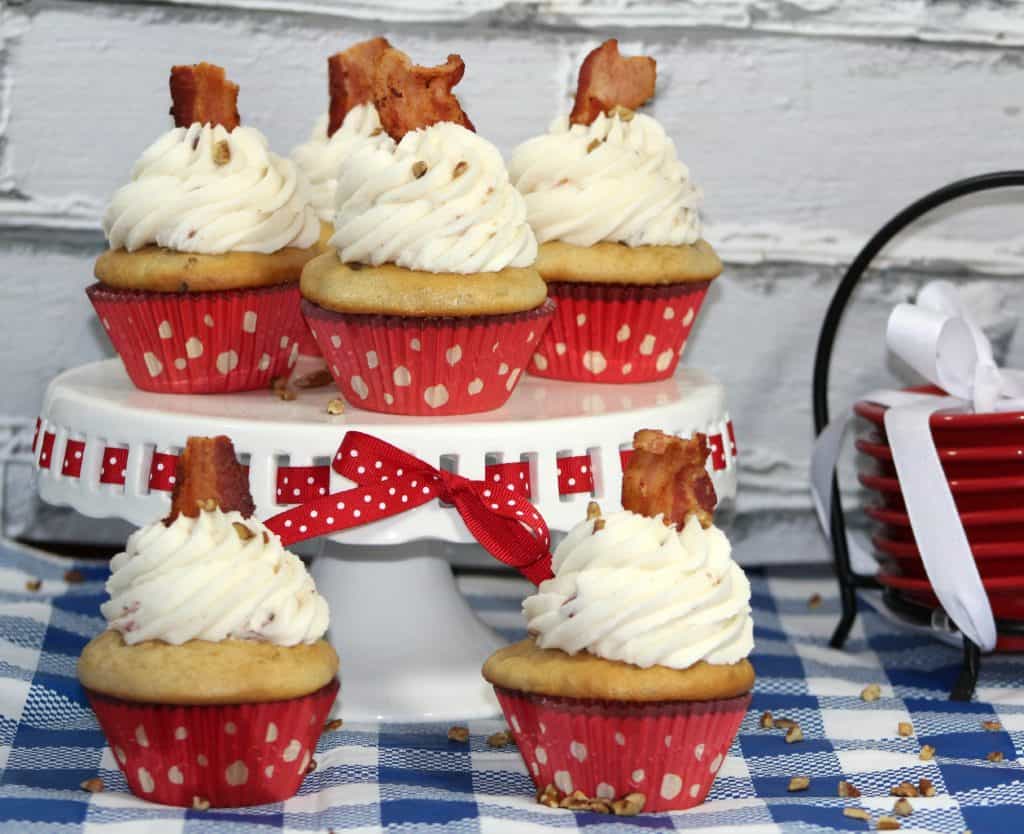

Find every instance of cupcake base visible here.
[86,679,339,808]
[528,282,709,383]
[302,299,556,416]
[494,686,750,813]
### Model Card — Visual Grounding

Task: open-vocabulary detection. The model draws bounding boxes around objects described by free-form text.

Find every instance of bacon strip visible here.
[169,62,241,130]
[621,429,717,529]
[373,48,474,141]
[569,39,656,126]
[328,37,392,136]
[165,436,255,524]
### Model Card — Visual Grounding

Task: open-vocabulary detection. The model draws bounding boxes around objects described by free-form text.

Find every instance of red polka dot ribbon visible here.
[264,431,554,585]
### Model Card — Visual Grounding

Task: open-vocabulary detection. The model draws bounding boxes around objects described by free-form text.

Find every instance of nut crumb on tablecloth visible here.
[897,721,913,737]
[486,730,512,748]
[80,777,104,793]
[891,781,919,797]
[327,398,345,415]
[843,807,870,821]
[838,780,861,798]
[25,579,41,592]
[324,718,343,732]
[788,776,810,792]
[64,569,85,584]
[861,684,882,702]
[447,726,469,742]
[918,778,936,797]
[877,816,901,830]
[192,797,210,811]
[987,751,1004,762]
[892,797,913,816]
[759,711,774,729]
[919,744,935,761]
[807,593,822,608]
[785,724,803,744]
[610,793,645,816]
[981,720,1002,731]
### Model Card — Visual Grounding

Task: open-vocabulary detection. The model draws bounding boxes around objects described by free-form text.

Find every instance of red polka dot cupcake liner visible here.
[302,299,556,416]
[85,679,338,808]
[86,282,307,395]
[528,282,710,383]
[494,686,750,813]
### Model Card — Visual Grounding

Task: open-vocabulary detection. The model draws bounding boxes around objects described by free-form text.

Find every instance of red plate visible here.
[856,438,1024,478]
[876,565,1024,619]
[856,387,1024,447]
[865,504,1024,529]
[873,537,1024,580]
[859,473,1024,513]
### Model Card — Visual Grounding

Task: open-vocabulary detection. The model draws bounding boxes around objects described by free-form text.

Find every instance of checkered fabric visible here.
[0,538,1022,833]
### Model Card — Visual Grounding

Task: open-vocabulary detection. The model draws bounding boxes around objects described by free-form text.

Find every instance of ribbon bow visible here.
[264,431,553,585]
[811,281,1024,652]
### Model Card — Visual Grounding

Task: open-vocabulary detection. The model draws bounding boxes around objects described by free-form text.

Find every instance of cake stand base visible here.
[313,542,505,722]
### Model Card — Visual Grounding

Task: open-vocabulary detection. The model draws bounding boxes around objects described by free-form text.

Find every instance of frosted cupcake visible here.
[510,40,722,383]
[301,47,552,415]
[483,430,753,813]
[78,436,339,808]
[89,63,320,393]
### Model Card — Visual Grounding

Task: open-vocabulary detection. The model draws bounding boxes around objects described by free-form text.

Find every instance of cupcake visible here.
[300,46,553,416]
[509,40,722,383]
[78,436,339,808]
[483,430,753,814]
[89,63,321,394]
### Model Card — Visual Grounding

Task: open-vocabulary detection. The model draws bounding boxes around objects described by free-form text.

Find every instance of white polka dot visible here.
[710,752,723,773]
[186,337,204,358]
[158,320,173,339]
[505,369,521,392]
[621,362,633,375]
[114,746,126,764]
[265,765,275,778]
[225,722,237,735]
[445,345,462,366]
[135,725,150,748]
[137,767,155,793]
[393,366,412,387]
[298,750,310,775]
[690,783,702,798]
[143,352,163,377]
[665,735,673,748]
[330,334,342,349]
[197,754,208,767]
[498,362,509,376]
[410,338,422,351]
[570,741,587,762]
[614,732,625,746]
[204,314,215,327]
[632,769,645,782]
[639,334,656,355]
[535,745,547,764]
[596,782,615,799]
[168,765,184,785]
[531,762,539,776]
[554,342,567,356]
[175,727,188,740]
[467,378,484,395]
[656,349,675,372]
[582,350,607,374]
[266,723,278,743]
[424,384,450,409]
[683,307,695,326]
[174,357,187,370]
[350,376,369,399]
[242,311,258,333]
[216,350,239,374]
[102,318,111,330]
[616,323,631,342]
[539,722,546,734]
[510,715,521,732]
[532,354,548,371]
[280,335,290,349]
[554,771,573,794]
[258,353,271,371]
[575,313,587,326]
[282,740,302,762]
[660,773,683,800]
[225,760,249,786]
[384,393,394,405]
[288,343,299,368]
[693,742,703,758]
[663,307,676,320]
[356,350,377,371]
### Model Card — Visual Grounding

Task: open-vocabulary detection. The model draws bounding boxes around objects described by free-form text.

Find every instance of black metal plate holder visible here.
[811,171,1024,702]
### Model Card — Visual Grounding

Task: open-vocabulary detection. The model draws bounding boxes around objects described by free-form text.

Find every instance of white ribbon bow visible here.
[811,280,1024,652]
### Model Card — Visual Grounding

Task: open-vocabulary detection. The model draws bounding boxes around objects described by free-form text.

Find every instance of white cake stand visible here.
[34,359,737,721]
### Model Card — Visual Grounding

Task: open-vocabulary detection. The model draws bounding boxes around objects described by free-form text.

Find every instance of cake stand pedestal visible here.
[34,359,737,721]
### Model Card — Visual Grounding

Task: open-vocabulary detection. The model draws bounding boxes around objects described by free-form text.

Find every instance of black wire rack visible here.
[811,171,1024,702]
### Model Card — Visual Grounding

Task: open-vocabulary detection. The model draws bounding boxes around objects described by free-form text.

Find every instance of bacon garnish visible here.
[165,436,255,524]
[373,48,474,141]
[569,39,656,126]
[621,429,717,529]
[169,62,240,130]
[327,37,392,136]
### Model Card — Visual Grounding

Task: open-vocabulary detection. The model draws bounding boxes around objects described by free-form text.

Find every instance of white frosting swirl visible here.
[523,511,753,670]
[291,105,394,222]
[104,123,320,254]
[330,122,537,274]
[101,509,329,647]
[509,111,703,248]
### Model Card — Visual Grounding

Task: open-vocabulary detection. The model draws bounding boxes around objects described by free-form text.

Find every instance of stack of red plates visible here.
[855,386,1024,649]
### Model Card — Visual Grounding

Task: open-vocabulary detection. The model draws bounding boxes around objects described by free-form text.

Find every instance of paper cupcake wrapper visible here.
[86,282,306,394]
[85,679,339,808]
[528,282,709,383]
[302,299,556,416]
[494,686,750,813]
[286,286,324,357]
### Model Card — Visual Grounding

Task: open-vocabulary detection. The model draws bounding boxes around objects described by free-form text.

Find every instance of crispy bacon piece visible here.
[169,62,241,130]
[327,37,392,136]
[165,436,255,524]
[569,39,656,126]
[373,48,474,141]
[621,429,717,528]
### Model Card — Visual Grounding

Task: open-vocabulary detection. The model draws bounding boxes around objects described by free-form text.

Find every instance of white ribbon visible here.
[810,280,1024,652]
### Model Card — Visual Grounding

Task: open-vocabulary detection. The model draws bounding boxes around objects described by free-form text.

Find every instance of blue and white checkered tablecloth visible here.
[1,538,1023,833]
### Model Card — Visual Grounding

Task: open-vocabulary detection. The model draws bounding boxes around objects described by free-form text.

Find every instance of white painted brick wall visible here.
[3,0,1024,563]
